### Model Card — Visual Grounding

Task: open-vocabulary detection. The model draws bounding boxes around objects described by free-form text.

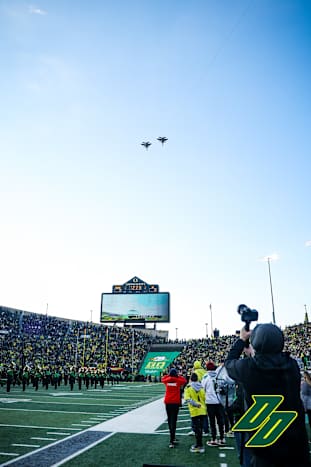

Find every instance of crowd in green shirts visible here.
[0,307,310,393]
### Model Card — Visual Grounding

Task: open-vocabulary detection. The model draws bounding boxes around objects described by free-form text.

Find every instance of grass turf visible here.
[3,382,309,466]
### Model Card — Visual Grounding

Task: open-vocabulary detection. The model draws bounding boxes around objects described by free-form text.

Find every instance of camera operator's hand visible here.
[243,344,255,358]
[240,326,252,342]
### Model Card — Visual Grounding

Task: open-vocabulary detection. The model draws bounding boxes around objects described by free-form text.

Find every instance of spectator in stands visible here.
[225,323,310,467]
[201,361,226,447]
[301,370,311,439]
[184,372,206,453]
[161,368,187,448]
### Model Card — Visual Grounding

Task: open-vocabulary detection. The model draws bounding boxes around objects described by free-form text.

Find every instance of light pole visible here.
[304,304,309,324]
[131,327,135,378]
[263,254,278,325]
[205,323,208,338]
[175,328,178,340]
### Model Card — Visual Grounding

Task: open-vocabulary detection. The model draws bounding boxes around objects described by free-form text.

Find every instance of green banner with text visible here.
[139,351,180,377]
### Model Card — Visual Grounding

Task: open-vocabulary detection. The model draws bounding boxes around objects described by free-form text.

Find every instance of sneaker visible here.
[169,443,175,448]
[226,430,234,438]
[207,440,219,446]
[190,445,205,453]
[187,430,195,436]
[218,438,226,445]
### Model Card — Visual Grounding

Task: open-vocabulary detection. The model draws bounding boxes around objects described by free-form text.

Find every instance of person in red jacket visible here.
[162,367,187,448]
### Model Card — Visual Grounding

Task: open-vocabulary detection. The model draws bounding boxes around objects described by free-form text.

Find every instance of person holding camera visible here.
[225,323,310,467]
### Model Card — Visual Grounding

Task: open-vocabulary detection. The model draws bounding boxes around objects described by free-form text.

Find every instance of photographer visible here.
[225,323,310,467]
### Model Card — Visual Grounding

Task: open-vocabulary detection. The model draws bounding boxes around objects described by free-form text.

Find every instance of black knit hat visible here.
[169,368,178,377]
[251,323,284,354]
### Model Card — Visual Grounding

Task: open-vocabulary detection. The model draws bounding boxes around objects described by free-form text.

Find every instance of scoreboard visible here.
[100,276,169,323]
[112,276,159,294]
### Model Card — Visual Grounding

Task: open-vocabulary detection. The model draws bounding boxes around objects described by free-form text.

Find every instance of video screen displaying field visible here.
[100,292,170,322]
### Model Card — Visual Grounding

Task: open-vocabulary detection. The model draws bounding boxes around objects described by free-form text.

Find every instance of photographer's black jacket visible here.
[225,338,310,466]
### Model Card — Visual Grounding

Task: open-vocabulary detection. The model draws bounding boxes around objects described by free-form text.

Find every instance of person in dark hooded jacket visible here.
[225,323,310,467]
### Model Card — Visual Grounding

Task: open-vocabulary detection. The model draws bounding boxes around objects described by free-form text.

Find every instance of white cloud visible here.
[29,5,47,15]
[305,240,311,247]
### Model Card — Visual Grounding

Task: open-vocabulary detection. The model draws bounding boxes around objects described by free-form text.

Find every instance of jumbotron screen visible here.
[100,292,170,323]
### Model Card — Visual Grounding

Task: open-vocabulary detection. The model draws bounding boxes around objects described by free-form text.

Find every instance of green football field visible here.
[0,382,242,466]
[1,382,309,466]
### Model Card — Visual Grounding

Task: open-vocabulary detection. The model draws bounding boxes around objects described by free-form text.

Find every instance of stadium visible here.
[1,279,310,467]
[2,1,311,465]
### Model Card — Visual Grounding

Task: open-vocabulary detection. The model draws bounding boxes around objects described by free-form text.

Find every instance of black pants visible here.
[165,404,180,443]
[221,404,234,432]
[69,377,75,391]
[207,403,224,440]
[192,415,204,447]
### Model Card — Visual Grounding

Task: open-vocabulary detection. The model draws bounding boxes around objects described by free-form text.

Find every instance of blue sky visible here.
[1,0,310,339]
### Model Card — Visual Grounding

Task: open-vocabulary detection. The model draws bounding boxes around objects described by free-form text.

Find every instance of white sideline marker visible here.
[31,437,57,441]
[71,424,92,427]
[12,444,40,448]
[0,453,19,457]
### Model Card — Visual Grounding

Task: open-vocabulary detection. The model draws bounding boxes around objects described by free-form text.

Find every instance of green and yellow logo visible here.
[232,395,297,447]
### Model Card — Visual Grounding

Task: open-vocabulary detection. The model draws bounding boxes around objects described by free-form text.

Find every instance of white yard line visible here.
[0,400,126,406]
[31,437,57,441]
[71,424,93,427]
[12,444,40,448]
[0,408,109,415]
[0,453,19,457]
[0,424,79,430]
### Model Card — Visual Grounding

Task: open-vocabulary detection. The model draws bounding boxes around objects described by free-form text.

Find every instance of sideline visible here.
[89,397,166,433]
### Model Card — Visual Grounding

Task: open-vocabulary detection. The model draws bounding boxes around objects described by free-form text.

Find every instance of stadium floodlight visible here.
[261,253,279,325]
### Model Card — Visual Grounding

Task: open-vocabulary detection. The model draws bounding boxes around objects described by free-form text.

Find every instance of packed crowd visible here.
[0,306,310,391]
[171,323,310,376]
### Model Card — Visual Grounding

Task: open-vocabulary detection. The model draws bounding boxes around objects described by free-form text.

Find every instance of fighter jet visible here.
[157,137,168,146]
[141,141,152,150]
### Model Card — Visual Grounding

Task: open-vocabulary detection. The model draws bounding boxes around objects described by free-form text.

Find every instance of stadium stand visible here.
[0,306,310,391]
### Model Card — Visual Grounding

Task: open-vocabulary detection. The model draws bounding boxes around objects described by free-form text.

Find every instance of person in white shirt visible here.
[201,360,226,446]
